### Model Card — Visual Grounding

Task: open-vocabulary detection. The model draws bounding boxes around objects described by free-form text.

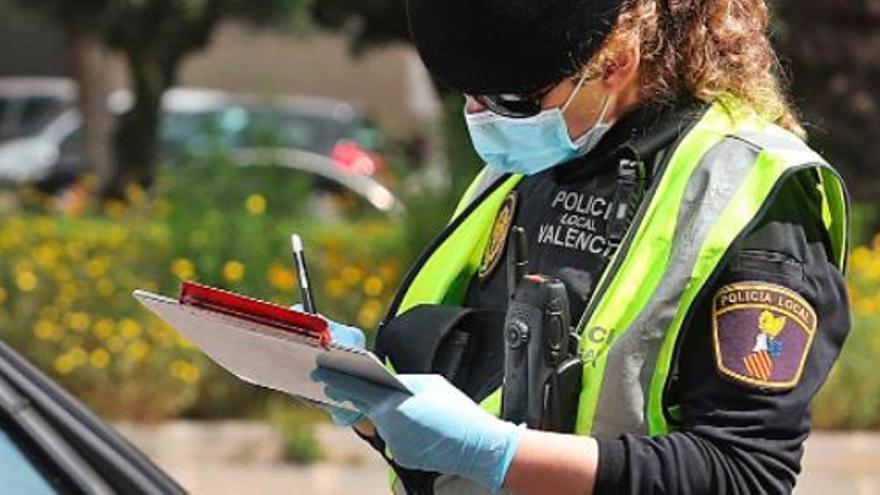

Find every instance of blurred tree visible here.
[311,0,481,212]
[776,1,880,200]
[68,35,114,196]
[14,0,308,198]
[310,0,409,52]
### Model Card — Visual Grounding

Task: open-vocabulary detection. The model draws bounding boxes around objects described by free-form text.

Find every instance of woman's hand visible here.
[297,306,368,427]
[312,369,522,492]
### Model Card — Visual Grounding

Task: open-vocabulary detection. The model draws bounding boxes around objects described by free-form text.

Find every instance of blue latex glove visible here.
[313,368,522,492]
[293,304,366,426]
[320,319,366,426]
[291,304,366,349]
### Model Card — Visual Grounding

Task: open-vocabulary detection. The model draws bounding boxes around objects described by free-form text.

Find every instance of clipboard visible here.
[133,282,408,411]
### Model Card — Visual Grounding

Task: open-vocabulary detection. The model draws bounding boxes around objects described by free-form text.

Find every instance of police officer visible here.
[312,0,852,493]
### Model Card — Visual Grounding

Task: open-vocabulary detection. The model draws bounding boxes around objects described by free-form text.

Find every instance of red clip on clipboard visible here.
[179,281,331,347]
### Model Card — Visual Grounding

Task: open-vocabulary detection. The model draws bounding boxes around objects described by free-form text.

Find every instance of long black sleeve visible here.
[594,171,851,494]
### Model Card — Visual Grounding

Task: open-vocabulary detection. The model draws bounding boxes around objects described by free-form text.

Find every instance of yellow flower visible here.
[362,298,383,313]
[357,305,381,329]
[341,266,364,286]
[67,312,90,332]
[34,321,60,341]
[170,360,186,375]
[125,183,146,204]
[325,278,346,298]
[35,243,59,269]
[119,318,142,340]
[223,260,245,282]
[170,360,201,385]
[180,364,200,385]
[85,257,108,278]
[356,299,384,328]
[172,258,196,280]
[15,270,37,292]
[69,347,88,366]
[268,264,296,291]
[378,262,399,281]
[93,318,115,340]
[53,354,75,375]
[245,194,267,215]
[125,340,150,362]
[851,246,871,270]
[89,349,110,369]
[363,276,384,297]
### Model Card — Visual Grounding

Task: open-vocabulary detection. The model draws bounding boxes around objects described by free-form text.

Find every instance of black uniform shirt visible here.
[463,102,851,494]
[465,134,624,320]
[465,101,699,318]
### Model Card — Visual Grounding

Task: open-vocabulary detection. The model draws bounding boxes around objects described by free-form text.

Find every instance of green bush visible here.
[0,153,421,421]
[812,232,880,429]
[0,213,204,420]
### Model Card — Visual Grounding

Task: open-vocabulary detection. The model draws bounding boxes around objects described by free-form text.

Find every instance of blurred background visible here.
[0,1,876,494]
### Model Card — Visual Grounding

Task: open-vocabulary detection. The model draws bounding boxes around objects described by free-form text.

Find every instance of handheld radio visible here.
[501,227,583,432]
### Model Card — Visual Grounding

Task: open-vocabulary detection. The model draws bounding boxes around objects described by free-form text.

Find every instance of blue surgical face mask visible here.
[464,74,614,176]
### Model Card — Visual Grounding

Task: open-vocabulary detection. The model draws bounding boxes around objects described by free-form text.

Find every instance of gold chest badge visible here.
[478,192,518,282]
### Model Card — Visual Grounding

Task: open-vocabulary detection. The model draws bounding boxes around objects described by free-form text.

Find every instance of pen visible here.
[290,234,317,314]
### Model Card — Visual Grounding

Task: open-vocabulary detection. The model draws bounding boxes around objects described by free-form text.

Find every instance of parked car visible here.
[0,108,80,187]
[0,77,75,142]
[0,339,183,494]
[0,85,388,193]
[113,88,387,176]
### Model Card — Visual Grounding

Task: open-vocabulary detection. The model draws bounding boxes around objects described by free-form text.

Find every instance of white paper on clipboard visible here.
[133,289,408,411]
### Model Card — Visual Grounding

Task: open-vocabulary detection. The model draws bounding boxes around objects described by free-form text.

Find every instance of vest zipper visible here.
[381,173,513,328]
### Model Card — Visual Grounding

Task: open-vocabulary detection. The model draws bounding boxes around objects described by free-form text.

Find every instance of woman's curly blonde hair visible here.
[595,0,803,137]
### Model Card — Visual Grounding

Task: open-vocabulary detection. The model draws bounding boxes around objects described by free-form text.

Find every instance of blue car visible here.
[0,340,183,494]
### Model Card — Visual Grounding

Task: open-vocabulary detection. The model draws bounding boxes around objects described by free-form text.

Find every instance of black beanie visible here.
[407,0,624,95]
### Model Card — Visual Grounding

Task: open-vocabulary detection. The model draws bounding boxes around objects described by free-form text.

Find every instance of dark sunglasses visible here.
[470,69,600,119]
[471,85,556,119]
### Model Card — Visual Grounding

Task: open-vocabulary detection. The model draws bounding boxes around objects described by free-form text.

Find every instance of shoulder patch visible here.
[478,192,517,282]
[712,281,816,390]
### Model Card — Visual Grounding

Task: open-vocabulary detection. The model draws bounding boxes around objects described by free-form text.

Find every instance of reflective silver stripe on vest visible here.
[590,128,834,437]
[591,138,763,436]
[732,130,828,168]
